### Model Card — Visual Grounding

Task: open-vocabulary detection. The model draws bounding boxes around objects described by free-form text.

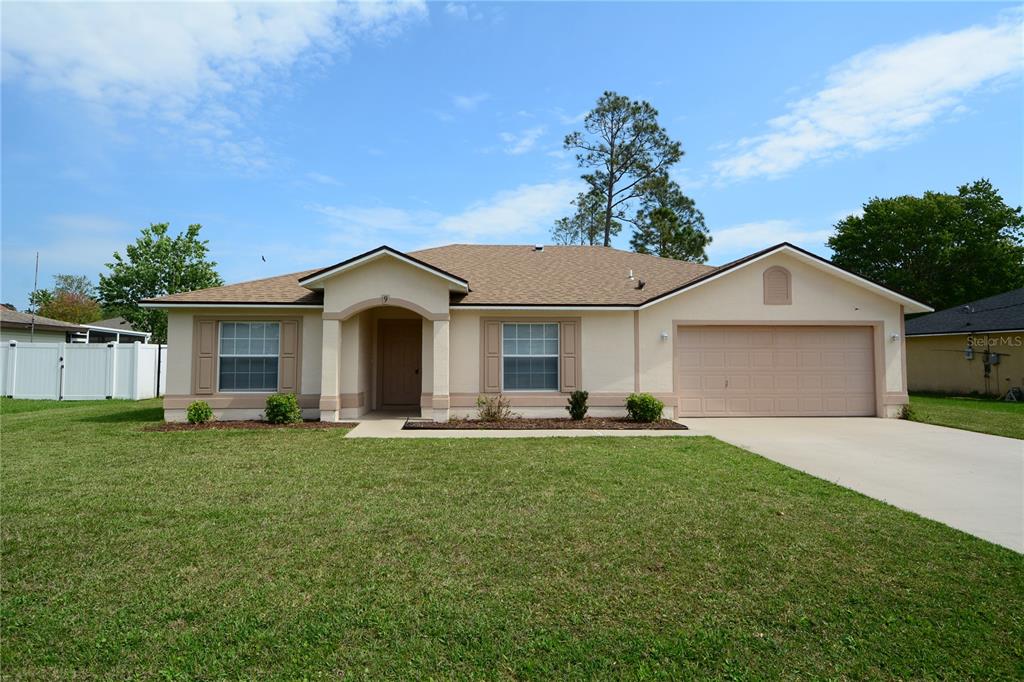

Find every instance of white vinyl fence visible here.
[1,342,166,400]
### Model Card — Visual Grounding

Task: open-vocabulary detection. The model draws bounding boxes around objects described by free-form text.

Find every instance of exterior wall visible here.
[1,328,68,344]
[908,333,1024,395]
[447,309,641,418]
[321,256,451,317]
[162,307,322,421]
[638,252,908,417]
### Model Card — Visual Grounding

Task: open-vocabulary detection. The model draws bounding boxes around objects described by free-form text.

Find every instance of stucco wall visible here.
[321,255,451,316]
[164,307,322,398]
[448,309,636,396]
[637,252,907,403]
[908,333,1024,395]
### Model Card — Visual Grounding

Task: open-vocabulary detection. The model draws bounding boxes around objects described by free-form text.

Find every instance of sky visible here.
[2,1,1022,309]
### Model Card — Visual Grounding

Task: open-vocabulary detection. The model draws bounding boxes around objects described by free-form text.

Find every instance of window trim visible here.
[217,320,281,394]
[500,321,561,392]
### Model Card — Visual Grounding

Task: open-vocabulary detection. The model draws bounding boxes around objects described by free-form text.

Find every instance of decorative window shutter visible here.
[763,266,792,305]
[194,320,217,395]
[559,320,580,392]
[279,320,299,393]
[482,320,501,392]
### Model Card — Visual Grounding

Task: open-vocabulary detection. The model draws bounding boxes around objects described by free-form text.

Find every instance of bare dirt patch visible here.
[403,417,687,431]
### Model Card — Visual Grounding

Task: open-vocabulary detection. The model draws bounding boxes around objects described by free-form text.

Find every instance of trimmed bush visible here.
[625,393,664,423]
[265,393,302,424]
[476,393,514,421]
[566,390,589,420]
[186,400,213,424]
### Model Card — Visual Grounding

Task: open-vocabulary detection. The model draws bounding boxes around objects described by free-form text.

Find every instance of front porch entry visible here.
[378,318,421,408]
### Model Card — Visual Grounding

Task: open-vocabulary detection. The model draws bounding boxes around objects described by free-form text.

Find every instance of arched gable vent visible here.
[763,266,792,305]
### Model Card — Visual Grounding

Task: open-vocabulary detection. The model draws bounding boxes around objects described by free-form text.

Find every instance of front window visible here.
[502,323,559,391]
[219,322,280,392]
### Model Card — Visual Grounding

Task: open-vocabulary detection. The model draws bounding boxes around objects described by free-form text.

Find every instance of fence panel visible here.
[11,343,61,399]
[63,344,115,400]
[2,342,165,401]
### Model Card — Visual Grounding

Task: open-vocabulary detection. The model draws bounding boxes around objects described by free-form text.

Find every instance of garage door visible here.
[676,326,876,417]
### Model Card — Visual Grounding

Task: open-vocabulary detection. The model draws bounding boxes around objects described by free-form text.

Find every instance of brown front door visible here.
[379,319,422,406]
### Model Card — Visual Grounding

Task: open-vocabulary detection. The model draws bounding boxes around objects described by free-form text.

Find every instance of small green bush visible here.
[625,393,664,423]
[265,393,302,424]
[566,390,589,420]
[186,400,213,424]
[476,393,514,421]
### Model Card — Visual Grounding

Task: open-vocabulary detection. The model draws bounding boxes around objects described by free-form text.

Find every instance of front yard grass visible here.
[909,392,1024,440]
[2,400,1022,679]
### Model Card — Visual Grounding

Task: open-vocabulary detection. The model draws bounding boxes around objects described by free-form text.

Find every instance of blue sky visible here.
[2,1,1022,309]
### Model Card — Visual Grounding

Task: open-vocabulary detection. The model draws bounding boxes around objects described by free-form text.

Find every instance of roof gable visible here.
[638,243,933,313]
[298,246,469,291]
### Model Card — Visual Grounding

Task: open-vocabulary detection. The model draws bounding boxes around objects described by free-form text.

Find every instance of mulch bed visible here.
[145,420,358,432]
[403,417,687,431]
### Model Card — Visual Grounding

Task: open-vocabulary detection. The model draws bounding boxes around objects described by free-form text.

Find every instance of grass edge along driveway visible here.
[908,392,1024,439]
[2,398,1022,679]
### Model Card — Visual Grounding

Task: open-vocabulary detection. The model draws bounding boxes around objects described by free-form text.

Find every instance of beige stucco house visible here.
[142,243,931,422]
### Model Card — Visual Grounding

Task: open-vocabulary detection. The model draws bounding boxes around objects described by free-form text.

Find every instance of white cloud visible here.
[499,126,545,155]
[452,92,489,111]
[1,1,427,169]
[709,220,832,262]
[713,12,1024,181]
[444,3,469,21]
[309,179,581,248]
[306,172,345,187]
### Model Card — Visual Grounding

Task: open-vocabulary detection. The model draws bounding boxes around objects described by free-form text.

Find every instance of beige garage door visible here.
[676,326,876,417]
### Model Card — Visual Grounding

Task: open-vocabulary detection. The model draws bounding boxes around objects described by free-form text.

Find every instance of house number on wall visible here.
[381,294,390,305]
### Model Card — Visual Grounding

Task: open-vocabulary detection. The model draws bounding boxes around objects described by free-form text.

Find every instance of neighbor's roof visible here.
[906,287,1024,336]
[141,246,715,307]
[86,317,149,336]
[0,308,87,333]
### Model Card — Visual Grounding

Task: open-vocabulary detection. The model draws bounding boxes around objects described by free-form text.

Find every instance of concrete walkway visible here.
[344,416,696,438]
[684,417,1024,553]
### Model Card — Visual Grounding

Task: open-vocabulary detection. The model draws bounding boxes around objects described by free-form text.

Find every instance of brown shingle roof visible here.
[0,309,87,332]
[412,244,715,305]
[142,246,716,307]
[142,269,324,305]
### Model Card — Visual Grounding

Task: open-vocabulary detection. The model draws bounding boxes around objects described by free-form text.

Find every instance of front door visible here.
[379,319,421,406]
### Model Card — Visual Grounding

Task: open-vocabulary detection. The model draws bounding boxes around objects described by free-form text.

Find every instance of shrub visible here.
[625,393,664,423]
[265,393,302,424]
[899,404,914,420]
[566,390,589,420]
[476,393,514,421]
[186,400,213,424]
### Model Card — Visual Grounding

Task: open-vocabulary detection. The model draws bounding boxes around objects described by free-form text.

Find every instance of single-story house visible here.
[906,287,1023,396]
[77,317,151,344]
[0,307,87,343]
[142,242,930,422]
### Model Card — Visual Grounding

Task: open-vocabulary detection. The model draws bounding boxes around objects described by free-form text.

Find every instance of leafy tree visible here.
[559,91,684,247]
[29,274,103,323]
[828,180,1024,311]
[99,223,223,342]
[630,178,711,262]
[551,190,621,245]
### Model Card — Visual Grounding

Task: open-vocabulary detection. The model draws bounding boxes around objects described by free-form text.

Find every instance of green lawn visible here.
[2,400,1022,679]
[909,393,1024,440]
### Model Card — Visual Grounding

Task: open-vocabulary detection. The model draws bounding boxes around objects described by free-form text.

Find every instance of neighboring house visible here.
[906,287,1023,396]
[0,307,87,343]
[77,317,151,344]
[142,242,930,422]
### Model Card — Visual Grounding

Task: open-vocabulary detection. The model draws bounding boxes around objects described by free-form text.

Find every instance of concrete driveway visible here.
[683,418,1024,553]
